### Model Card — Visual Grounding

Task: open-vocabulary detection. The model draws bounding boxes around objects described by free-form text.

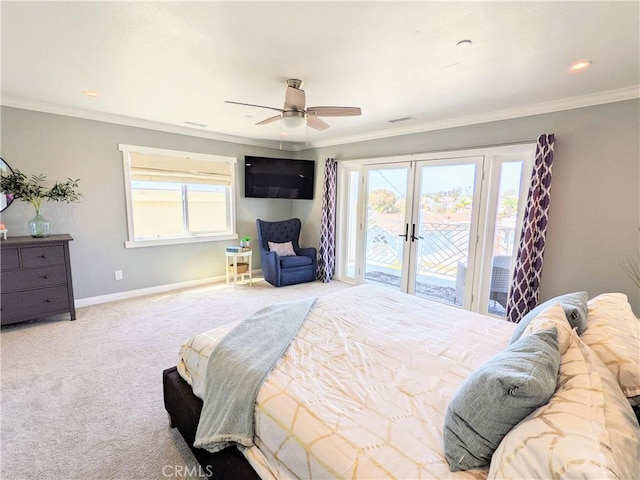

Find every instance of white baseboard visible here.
[75,270,262,308]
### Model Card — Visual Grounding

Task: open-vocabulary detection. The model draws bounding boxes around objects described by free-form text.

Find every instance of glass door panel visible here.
[485,161,524,316]
[344,170,360,279]
[364,165,410,291]
[412,161,480,305]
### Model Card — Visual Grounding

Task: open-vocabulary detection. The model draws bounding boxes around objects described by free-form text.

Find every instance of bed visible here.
[163,284,640,479]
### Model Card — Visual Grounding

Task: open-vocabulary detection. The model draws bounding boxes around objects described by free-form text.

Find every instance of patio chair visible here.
[489,255,511,308]
[454,255,512,309]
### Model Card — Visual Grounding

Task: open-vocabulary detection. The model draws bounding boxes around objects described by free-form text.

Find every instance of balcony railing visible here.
[364,220,514,316]
[367,222,515,276]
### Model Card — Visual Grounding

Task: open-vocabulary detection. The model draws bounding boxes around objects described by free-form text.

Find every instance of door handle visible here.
[398,223,409,241]
[410,224,423,242]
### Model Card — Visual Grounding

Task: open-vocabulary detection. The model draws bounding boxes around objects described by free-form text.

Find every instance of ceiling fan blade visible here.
[225,101,283,113]
[307,106,361,117]
[284,86,306,111]
[306,114,329,131]
[255,115,282,126]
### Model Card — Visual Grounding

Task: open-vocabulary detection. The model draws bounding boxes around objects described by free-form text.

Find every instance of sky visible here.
[368,161,523,197]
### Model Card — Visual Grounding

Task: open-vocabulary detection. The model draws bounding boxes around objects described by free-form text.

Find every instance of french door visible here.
[362,163,412,291]
[337,144,534,317]
[362,158,482,301]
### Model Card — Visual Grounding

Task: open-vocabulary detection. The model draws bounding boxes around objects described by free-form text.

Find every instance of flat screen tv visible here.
[244,156,315,199]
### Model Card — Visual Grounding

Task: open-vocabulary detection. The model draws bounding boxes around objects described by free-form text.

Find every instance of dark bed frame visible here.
[162,366,261,480]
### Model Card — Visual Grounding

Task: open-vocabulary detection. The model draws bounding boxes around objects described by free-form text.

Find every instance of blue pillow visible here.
[510,291,588,344]
[443,328,560,472]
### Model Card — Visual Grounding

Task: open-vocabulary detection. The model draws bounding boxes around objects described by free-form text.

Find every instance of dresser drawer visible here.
[1,286,70,323]
[1,265,68,293]
[20,245,65,268]
[2,248,20,270]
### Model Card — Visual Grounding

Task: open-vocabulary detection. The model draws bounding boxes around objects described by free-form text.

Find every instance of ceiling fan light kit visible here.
[282,111,307,129]
[226,78,361,133]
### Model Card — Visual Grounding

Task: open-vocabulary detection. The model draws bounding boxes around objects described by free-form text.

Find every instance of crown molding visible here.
[0,95,291,151]
[3,85,638,153]
[294,85,640,151]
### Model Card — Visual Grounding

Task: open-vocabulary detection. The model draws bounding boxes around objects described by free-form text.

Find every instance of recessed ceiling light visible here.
[456,39,472,49]
[569,60,592,72]
[83,90,98,97]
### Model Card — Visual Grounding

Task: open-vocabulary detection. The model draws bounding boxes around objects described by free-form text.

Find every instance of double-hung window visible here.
[119,144,237,247]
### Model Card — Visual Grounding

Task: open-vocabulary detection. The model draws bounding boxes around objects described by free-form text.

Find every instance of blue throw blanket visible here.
[194,296,317,453]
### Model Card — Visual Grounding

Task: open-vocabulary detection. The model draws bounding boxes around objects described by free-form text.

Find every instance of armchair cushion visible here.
[280,256,312,269]
[268,241,297,257]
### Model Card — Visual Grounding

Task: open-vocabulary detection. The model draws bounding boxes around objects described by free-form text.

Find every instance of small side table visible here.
[225,249,252,287]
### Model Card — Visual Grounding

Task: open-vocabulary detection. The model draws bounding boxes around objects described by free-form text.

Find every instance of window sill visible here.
[125,234,237,249]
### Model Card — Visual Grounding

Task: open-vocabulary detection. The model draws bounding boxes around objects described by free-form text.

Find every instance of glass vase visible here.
[29,208,50,238]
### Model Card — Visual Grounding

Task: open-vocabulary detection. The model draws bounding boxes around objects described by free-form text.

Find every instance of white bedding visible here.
[178,284,515,479]
[177,284,640,479]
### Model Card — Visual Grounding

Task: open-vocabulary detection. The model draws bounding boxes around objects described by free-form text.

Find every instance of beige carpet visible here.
[0,278,351,480]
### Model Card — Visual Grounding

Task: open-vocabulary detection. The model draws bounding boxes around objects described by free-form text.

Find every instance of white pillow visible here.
[581,293,640,402]
[489,328,640,479]
[522,303,573,355]
[268,241,296,257]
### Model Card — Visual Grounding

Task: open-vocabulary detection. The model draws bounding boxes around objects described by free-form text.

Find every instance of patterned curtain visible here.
[317,158,337,283]
[506,134,556,323]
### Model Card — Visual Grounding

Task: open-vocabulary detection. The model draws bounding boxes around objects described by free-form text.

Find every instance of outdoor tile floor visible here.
[364,271,507,317]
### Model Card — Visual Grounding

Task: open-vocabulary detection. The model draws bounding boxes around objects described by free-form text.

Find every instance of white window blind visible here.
[119,144,237,248]
[129,153,233,185]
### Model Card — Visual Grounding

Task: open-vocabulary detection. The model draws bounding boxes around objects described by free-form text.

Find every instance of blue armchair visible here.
[256,218,317,287]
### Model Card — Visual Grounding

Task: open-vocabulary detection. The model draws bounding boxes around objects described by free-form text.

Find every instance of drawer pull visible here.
[43,275,50,279]
[44,298,52,303]
[40,254,47,258]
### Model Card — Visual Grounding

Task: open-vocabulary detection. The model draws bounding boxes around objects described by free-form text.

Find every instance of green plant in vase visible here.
[240,235,251,248]
[0,170,82,237]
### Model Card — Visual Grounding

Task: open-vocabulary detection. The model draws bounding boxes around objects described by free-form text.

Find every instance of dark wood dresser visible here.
[1,234,76,325]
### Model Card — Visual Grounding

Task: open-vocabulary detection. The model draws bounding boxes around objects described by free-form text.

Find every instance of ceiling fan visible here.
[225,79,361,131]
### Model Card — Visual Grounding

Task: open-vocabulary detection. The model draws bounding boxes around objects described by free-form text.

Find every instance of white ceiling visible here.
[2,1,639,150]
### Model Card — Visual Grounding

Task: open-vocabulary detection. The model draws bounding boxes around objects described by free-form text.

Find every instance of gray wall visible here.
[300,99,640,313]
[0,107,299,299]
[2,101,639,314]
